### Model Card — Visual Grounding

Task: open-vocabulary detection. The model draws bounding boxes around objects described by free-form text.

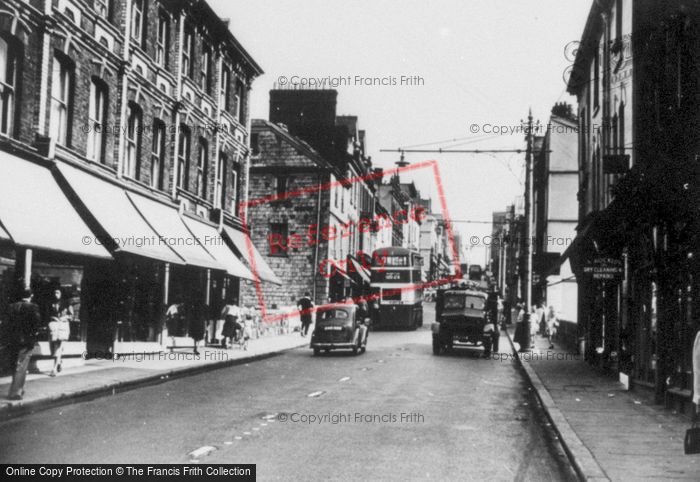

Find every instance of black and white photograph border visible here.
[1,0,700,481]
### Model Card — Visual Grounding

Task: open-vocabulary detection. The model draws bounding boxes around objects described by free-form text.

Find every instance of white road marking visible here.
[253,427,260,431]
[338,377,351,382]
[188,446,216,459]
[243,431,251,435]
[261,423,268,426]
[235,436,242,440]
[224,441,233,445]
[307,391,325,398]
[262,413,277,420]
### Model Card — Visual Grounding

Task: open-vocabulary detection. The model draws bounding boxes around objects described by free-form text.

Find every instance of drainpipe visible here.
[116,0,132,178]
[214,52,223,217]
[171,10,185,200]
[312,173,323,303]
[37,0,53,137]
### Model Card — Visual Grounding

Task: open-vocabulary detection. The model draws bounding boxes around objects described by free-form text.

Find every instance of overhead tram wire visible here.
[397,133,501,150]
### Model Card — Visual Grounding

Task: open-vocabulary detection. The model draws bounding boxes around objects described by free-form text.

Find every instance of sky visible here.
[208,0,593,267]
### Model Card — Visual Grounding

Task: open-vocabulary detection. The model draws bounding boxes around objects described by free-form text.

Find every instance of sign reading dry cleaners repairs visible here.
[583,257,623,281]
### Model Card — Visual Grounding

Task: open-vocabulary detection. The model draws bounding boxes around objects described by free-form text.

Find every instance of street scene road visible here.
[0,304,575,481]
[3,1,700,479]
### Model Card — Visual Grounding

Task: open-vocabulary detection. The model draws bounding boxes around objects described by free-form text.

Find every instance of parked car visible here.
[310,304,368,356]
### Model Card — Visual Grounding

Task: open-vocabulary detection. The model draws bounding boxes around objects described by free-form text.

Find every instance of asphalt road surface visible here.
[0,303,576,481]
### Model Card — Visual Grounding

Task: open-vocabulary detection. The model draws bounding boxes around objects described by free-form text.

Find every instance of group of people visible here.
[3,288,73,400]
[220,302,257,349]
[164,300,262,353]
[514,301,559,350]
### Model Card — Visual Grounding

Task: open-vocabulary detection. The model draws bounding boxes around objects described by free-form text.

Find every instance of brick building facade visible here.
[0,0,274,365]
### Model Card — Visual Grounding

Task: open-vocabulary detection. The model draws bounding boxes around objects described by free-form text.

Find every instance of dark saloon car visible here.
[310,304,368,356]
[432,288,495,355]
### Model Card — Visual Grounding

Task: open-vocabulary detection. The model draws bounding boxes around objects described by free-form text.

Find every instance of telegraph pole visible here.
[521,109,534,352]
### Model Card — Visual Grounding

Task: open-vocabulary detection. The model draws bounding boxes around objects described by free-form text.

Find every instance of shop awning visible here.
[127,192,221,270]
[222,226,282,285]
[0,223,11,242]
[0,154,111,259]
[349,257,371,284]
[55,163,183,264]
[181,216,254,279]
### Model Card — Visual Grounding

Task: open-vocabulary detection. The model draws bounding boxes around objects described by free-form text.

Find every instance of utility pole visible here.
[521,109,534,352]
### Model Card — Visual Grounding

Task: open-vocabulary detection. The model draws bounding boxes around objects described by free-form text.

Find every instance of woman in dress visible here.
[220,301,240,349]
[48,289,73,377]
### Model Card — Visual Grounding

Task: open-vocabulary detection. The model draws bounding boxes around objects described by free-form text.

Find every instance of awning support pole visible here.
[23,249,32,290]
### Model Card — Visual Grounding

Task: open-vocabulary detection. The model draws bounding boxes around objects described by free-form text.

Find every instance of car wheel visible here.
[360,346,366,354]
[313,348,320,356]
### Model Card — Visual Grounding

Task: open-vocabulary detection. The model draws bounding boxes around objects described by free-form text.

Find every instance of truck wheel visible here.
[432,336,441,355]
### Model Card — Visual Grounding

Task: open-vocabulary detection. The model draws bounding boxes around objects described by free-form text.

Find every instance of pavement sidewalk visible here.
[505,326,700,481]
[0,332,309,421]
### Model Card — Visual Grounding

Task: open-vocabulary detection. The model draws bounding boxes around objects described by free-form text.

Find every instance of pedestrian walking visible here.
[6,289,42,400]
[529,305,538,349]
[497,297,504,325]
[514,303,529,352]
[503,298,512,326]
[536,302,546,336]
[220,301,241,348]
[47,288,73,377]
[297,292,314,337]
[545,305,559,350]
[165,301,182,350]
[189,301,205,355]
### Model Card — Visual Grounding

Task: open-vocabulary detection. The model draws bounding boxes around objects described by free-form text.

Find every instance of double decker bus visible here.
[370,247,423,330]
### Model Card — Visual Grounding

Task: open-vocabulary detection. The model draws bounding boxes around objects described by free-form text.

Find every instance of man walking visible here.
[297,292,314,337]
[6,288,42,400]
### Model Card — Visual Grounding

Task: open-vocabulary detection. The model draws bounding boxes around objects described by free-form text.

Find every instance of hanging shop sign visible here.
[583,257,623,280]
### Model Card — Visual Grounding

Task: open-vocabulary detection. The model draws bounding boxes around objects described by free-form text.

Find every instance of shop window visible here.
[50,52,74,147]
[87,78,108,163]
[196,138,208,199]
[177,125,191,190]
[124,103,142,179]
[151,119,165,190]
[0,34,20,138]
